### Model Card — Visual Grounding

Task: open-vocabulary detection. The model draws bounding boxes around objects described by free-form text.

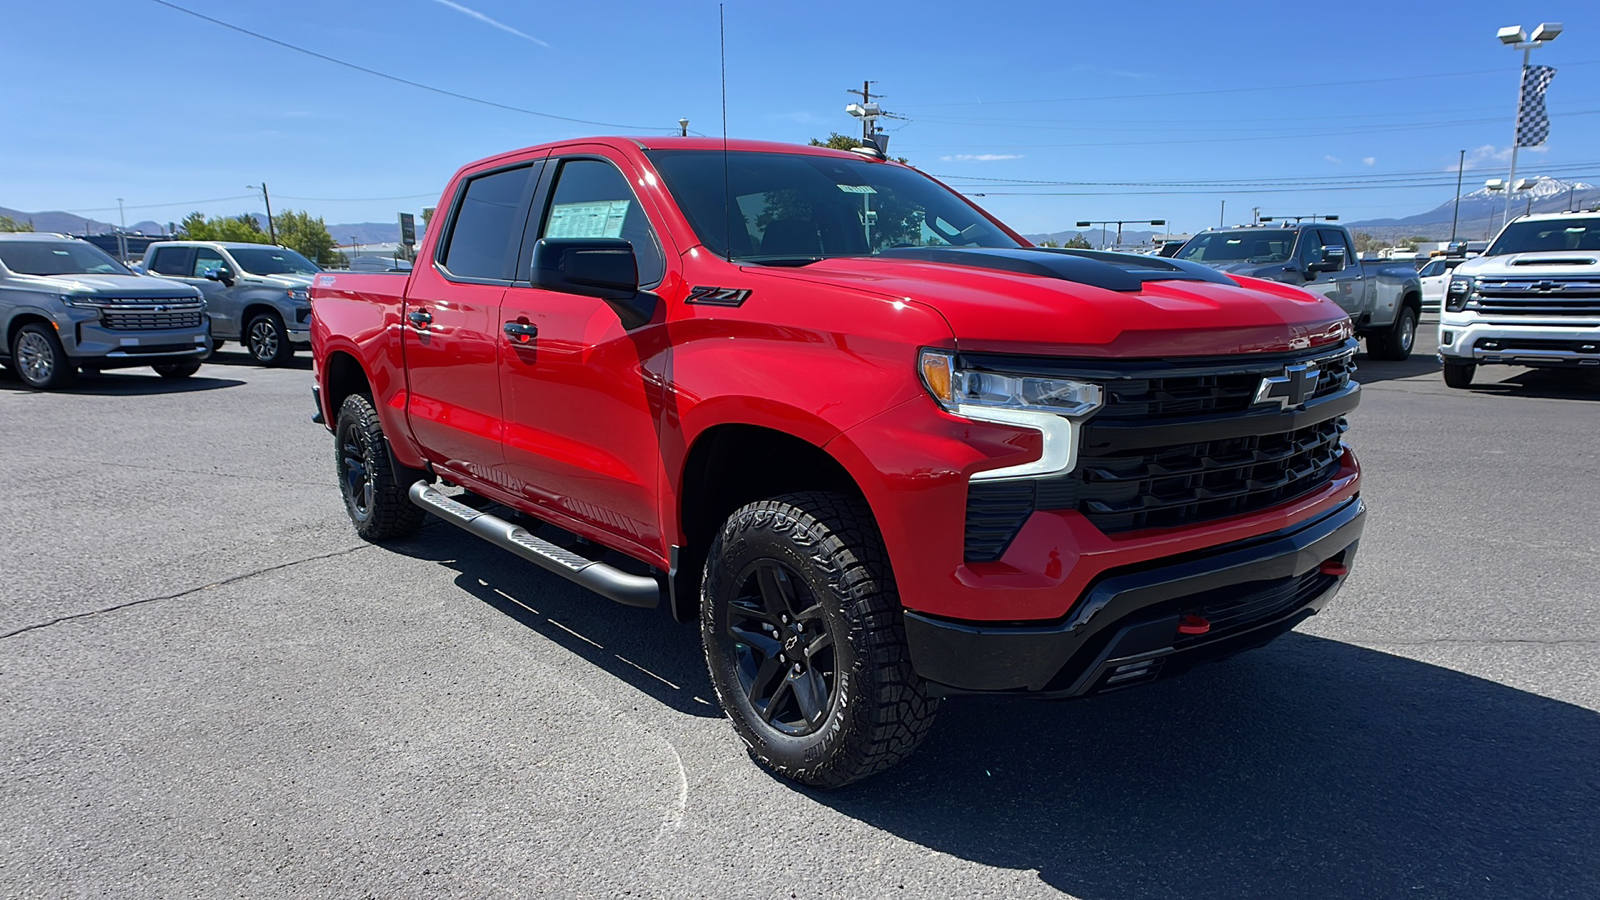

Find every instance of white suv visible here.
[1438,211,1600,388]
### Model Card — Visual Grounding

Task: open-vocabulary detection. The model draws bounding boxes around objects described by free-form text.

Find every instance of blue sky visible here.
[4,0,1600,236]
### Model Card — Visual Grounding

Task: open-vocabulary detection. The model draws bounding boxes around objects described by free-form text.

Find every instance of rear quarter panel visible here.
[310,271,427,467]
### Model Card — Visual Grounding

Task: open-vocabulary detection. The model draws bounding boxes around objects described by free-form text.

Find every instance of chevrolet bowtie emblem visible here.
[1254,364,1320,410]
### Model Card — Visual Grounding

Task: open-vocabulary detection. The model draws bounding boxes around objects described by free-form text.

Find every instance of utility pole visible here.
[1219,200,1225,229]
[1450,149,1465,244]
[846,80,884,141]
[249,182,277,244]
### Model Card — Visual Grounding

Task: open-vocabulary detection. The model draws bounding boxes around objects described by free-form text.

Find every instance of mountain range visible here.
[0,207,417,247]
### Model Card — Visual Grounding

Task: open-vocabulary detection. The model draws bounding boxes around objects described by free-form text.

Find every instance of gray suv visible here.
[142,241,319,365]
[0,233,209,390]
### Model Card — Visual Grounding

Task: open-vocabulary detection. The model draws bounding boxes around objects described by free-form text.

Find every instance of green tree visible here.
[178,211,269,243]
[1353,232,1382,254]
[1038,238,1061,248]
[1064,233,1092,249]
[273,209,338,266]
[808,132,911,165]
[0,214,34,232]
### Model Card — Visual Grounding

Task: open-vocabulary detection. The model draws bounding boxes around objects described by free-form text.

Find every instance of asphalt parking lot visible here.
[3,329,1598,899]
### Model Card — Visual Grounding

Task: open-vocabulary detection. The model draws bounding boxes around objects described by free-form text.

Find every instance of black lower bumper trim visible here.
[905,496,1365,695]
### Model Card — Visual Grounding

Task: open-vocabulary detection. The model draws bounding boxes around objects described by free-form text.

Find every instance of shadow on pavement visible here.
[0,367,244,395]
[202,349,314,371]
[384,522,720,719]
[1466,367,1600,401]
[819,634,1599,899]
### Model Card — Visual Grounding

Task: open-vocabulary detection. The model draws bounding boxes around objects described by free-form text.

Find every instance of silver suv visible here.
[0,233,209,390]
[142,241,319,366]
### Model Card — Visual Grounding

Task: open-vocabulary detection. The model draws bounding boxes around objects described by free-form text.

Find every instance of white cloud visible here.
[1324,155,1343,165]
[430,0,548,46]
[1462,144,1513,169]
[940,153,1024,162]
[1362,157,1377,166]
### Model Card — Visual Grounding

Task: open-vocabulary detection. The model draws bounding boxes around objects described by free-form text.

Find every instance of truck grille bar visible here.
[1471,277,1600,317]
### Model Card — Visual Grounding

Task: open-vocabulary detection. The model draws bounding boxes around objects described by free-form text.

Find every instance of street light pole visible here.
[1497,23,1563,227]
[1450,149,1465,244]
[1503,43,1531,229]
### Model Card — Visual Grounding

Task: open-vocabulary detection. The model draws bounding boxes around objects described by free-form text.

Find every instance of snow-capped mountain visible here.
[1346,176,1597,237]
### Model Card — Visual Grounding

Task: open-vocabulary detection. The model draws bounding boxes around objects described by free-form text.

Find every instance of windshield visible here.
[228,247,320,275]
[646,149,1023,263]
[1487,218,1600,256]
[0,240,130,276]
[1176,230,1297,264]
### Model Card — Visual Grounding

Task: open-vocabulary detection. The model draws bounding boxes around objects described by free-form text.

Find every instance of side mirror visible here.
[530,238,654,328]
[1309,247,1345,274]
[203,267,234,286]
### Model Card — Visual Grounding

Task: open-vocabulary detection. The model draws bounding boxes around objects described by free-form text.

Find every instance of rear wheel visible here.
[1368,305,1417,361]
[334,393,427,541]
[11,323,76,390]
[246,311,295,367]
[701,491,938,788]
[1443,361,1476,389]
[153,360,201,379]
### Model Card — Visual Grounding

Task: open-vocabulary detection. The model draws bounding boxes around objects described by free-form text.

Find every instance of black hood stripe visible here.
[872,246,1235,292]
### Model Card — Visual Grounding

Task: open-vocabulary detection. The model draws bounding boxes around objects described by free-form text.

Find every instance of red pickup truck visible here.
[311,137,1364,787]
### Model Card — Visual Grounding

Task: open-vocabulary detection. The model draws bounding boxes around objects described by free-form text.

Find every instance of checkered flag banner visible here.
[1516,65,1557,147]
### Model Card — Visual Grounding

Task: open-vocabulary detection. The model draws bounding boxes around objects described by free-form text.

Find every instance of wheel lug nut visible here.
[792,664,802,674]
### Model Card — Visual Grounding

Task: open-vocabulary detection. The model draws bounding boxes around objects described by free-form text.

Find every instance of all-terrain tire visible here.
[246,310,295,367]
[701,491,939,789]
[334,393,427,541]
[10,322,77,390]
[153,360,202,379]
[1443,361,1476,389]
[1367,304,1418,361]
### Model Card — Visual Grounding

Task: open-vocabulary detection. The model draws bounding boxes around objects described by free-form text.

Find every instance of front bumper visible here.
[1438,316,1600,367]
[903,495,1364,696]
[62,312,211,368]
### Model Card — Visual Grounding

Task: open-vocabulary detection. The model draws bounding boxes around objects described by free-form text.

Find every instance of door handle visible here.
[503,321,538,344]
[407,309,432,328]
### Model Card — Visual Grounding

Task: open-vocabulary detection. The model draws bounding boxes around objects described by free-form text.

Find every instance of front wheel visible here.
[334,393,427,541]
[246,311,295,367]
[1367,305,1417,361]
[10,323,76,390]
[701,492,939,788]
[1443,361,1476,389]
[153,360,201,379]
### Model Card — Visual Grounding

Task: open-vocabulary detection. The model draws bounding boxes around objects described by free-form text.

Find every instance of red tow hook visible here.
[1319,560,1349,577]
[1177,614,1211,635]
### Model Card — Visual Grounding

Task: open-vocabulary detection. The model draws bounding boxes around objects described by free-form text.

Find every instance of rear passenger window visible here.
[148,247,194,277]
[441,165,533,280]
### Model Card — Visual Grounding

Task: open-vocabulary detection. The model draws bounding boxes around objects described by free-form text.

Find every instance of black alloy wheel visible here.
[333,393,426,541]
[726,558,837,736]
[246,311,294,366]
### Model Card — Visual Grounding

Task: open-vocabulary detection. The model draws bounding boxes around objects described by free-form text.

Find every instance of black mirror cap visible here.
[531,238,639,301]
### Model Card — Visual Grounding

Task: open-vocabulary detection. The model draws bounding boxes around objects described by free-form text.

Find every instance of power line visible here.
[276,192,440,202]
[938,162,1600,190]
[146,0,673,131]
[56,194,259,215]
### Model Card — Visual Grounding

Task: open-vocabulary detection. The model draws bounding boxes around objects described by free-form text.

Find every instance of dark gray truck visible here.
[141,241,319,366]
[0,233,209,389]
[1176,223,1424,359]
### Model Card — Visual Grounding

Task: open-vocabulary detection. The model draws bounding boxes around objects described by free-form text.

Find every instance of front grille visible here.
[1173,569,1337,646]
[960,342,1357,560]
[1472,277,1600,317]
[102,308,204,331]
[1076,418,1346,534]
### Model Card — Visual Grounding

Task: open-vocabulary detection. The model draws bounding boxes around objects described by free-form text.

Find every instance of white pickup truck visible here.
[1437,210,1600,388]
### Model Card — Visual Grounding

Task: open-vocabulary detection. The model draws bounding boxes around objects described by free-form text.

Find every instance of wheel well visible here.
[672,424,864,622]
[323,350,371,416]
[6,314,54,352]
[241,303,281,330]
[1403,291,1422,313]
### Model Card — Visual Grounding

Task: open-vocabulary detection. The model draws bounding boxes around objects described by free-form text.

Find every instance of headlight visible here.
[287,288,310,302]
[919,349,1103,417]
[1445,276,1475,312]
[61,294,102,309]
[919,348,1103,480]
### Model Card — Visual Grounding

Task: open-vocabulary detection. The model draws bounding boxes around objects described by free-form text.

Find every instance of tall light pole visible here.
[1497,22,1563,227]
[1450,149,1466,244]
[1077,219,1166,251]
[247,183,277,244]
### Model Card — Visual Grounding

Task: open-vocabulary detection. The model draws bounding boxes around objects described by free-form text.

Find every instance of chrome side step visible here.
[409,481,661,609]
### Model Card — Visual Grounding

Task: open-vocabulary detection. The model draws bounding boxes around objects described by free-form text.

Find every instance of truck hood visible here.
[15,272,201,298]
[752,251,1350,357]
[1454,250,1600,277]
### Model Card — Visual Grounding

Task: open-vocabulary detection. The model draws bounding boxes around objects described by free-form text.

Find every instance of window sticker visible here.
[836,184,877,194]
[546,200,632,239]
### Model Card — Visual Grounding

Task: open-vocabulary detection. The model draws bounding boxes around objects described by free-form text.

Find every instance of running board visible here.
[408,481,661,609]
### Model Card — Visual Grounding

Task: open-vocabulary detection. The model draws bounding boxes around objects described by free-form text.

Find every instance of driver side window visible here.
[191,248,225,278]
[1297,231,1328,269]
[539,159,665,287]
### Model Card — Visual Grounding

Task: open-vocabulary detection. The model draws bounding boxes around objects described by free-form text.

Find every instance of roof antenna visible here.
[720,4,732,262]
